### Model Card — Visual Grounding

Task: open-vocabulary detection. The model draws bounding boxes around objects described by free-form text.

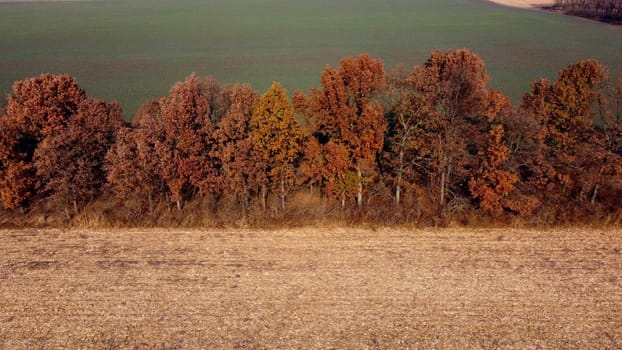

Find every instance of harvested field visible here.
[1,227,621,349]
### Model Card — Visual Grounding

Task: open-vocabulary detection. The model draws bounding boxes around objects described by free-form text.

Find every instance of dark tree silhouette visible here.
[553,0,622,23]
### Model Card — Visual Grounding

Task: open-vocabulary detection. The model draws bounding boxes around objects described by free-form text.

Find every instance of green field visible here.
[1,0,621,118]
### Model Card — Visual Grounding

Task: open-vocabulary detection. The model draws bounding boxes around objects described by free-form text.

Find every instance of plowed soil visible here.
[1,228,621,349]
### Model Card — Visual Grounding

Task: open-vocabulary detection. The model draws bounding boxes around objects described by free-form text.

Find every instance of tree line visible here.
[1,49,621,226]
[552,0,622,23]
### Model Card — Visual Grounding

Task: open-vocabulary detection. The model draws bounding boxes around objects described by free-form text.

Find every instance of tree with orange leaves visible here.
[468,91,520,214]
[516,60,622,218]
[295,54,386,208]
[108,75,224,211]
[468,124,517,213]
[251,82,305,211]
[108,77,261,215]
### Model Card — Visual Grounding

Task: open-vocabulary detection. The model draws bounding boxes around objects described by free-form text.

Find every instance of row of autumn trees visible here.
[552,0,622,23]
[1,49,622,226]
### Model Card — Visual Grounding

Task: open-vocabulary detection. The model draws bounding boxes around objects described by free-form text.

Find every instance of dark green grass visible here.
[1,0,621,118]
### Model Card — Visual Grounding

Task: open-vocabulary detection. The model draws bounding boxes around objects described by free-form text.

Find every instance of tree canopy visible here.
[2,52,621,225]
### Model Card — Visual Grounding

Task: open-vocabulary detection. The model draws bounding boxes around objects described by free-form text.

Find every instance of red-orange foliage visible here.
[468,92,520,214]
[0,74,89,210]
[106,100,165,207]
[6,74,86,138]
[385,51,530,215]
[107,77,260,213]
[295,54,386,207]
[216,84,258,214]
[2,54,622,226]
[35,98,124,210]
[383,67,432,206]
[143,74,221,210]
[0,115,34,211]
[519,60,616,211]
[403,49,493,210]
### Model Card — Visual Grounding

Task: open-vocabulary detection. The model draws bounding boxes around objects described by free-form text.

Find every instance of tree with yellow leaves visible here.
[251,82,305,211]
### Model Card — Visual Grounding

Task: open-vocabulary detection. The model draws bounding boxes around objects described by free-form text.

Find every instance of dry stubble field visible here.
[1,227,621,349]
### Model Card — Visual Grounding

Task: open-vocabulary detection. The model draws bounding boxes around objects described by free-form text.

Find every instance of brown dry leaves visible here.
[1,228,621,349]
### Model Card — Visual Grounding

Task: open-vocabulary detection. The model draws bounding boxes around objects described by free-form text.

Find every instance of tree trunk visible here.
[240,194,246,217]
[261,185,267,212]
[591,184,599,204]
[440,162,453,207]
[440,169,446,206]
[240,183,248,218]
[356,168,363,207]
[176,200,182,211]
[73,199,78,214]
[148,191,153,212]
[395,149,404,206]
[447,163,452,203]
[280,174,286,210]
[341,191,346,211]
[209,193,220,214]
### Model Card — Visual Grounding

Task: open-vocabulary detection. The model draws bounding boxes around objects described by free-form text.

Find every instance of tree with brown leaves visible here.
[0,74,87,211]
[403,49,491,210]
[385,51,526,215]
[519,59,616,214]
[0,115,34,211]
[217,84,259,215]
[35,98,124,213]
[383,67,432,206]
[152,74,221,210]
[106,100,166,210]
